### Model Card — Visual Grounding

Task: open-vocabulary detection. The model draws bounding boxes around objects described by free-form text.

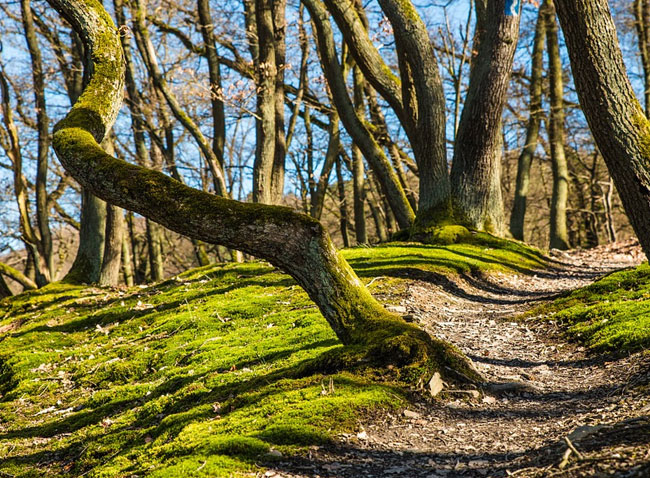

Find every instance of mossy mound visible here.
[0,240,545,477]
[526,263,650,352]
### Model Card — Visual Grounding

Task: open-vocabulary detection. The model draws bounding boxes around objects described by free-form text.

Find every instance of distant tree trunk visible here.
[546,1,570,250]
[450,0,521,234]
[47,0,480,385]
[64,188,106,284]
[253,0,278,204]
[197,0,226,168]
[0,65,49,287]
[510,4,546,241]
[271,0,287,203]
[304,0,415,228]
[99,203,125,286]
[132,0,227,196]
[352,67,367,244]
[146,218,165,281]
[121,233,135,286]
[336,157,352,247]
[21,0,53,280]
[555,0,650,257]
[310,112,339,220]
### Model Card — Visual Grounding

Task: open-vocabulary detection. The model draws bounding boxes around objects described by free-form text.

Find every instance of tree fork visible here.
[46,0,479,385]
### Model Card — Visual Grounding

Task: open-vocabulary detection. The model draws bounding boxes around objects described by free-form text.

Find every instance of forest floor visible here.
[1,239,648,478]
[271,242,650,478]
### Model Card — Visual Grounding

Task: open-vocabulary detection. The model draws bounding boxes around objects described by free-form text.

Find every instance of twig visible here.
[564,436,584,460]
[558,447,573,469]
[366,276,386,287]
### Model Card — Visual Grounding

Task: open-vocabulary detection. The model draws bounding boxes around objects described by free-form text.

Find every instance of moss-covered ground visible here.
[0,238,546,477]
[526,262,650,352]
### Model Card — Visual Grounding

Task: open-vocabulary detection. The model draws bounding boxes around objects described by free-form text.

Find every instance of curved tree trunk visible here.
[450,0,521,234]
[554,0,650,257]
[510,4,546,241]
[46,0,478,384]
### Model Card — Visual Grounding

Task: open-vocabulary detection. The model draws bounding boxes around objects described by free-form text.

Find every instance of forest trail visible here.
[271,242,650,478]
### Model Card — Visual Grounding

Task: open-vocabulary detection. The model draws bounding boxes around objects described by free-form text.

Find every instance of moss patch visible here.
[525,263,650,352]
[0,239,545,477]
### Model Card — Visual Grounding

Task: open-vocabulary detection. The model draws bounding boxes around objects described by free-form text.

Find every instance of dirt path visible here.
[268,243,650,478]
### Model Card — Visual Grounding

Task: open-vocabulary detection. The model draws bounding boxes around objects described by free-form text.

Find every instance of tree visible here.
[44,0,479,384]
[545,0,570,250]
[510,3,546,241]
[555,0,650,257]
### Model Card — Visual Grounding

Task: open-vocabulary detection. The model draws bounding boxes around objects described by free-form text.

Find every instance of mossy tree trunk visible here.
[450,0,521,234]
[555,0,650,258]
[510,3,546,241]
[545,0,570,250]
[45,0,479,384]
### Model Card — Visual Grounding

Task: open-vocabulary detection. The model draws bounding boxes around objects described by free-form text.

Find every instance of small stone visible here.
[386,305,407,314]
[428,372,444,397]
[356,431,368,440]
[403,409,421,419]
[266,449,283,458]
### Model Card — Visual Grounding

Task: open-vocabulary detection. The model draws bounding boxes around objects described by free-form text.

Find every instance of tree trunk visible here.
[197,0,226,168]
[510,4,545,241]
[336,156,352,248]
[450,0,521,234]
[64,188,106,284]
[303,0,415,229]
[21,0,53,280]
[554,0,650,257]
[46,0,479,384]
[121,232,135,287]
[352,67,368,244]
[252,0,275,203]
[146,218,165,281]
[99,203,125,286]
[545,1,570,250]
[271,0,287,203]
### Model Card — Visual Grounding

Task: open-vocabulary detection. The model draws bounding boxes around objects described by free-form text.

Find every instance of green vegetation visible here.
[527,263,650,352]
[0,239,544,477]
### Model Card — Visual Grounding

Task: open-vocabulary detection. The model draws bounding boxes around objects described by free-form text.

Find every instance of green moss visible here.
[525,263,650,352]
[0,240,545,477]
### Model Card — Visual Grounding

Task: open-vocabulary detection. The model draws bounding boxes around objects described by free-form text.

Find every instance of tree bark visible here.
[554,0,650,257]
[510,3,545,241]
[99,203,125,286]
[450,0,521,234]
[253,0,278,204]
[64,188,106,284]
[46,0,478,383]
[545,1,570,250]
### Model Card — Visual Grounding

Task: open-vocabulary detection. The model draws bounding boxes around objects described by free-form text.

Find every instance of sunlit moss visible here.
[0,239,545,477]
